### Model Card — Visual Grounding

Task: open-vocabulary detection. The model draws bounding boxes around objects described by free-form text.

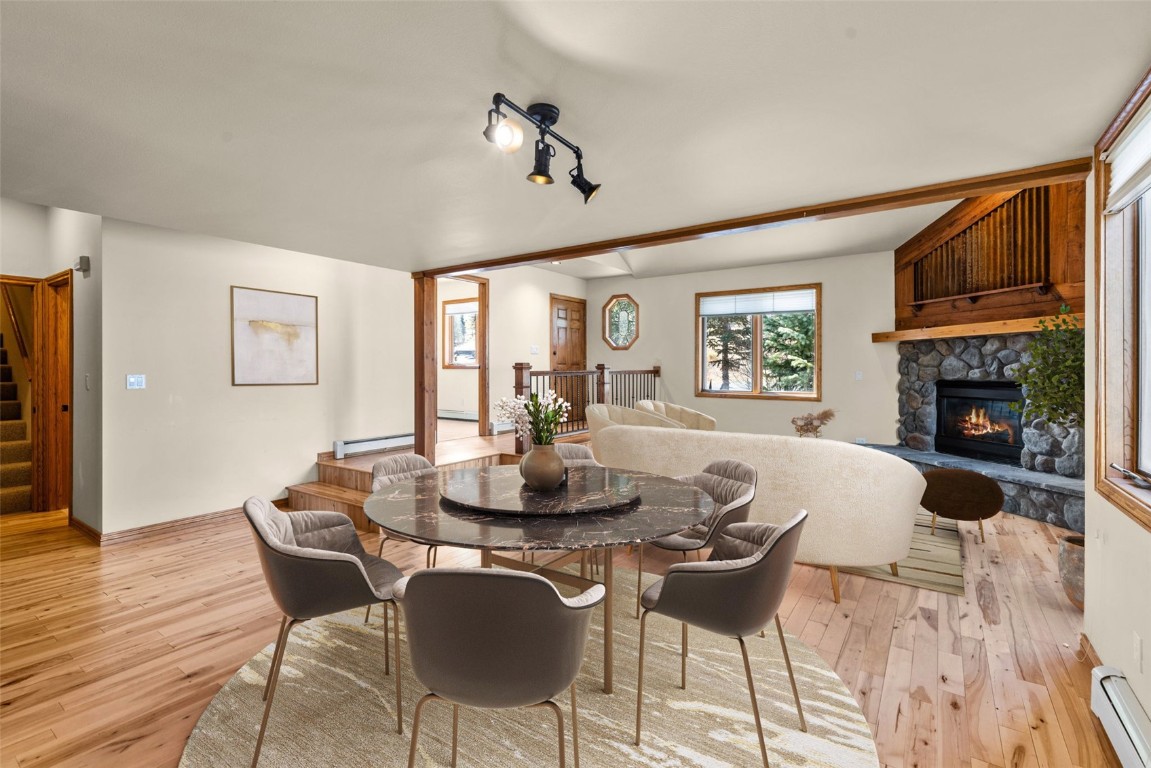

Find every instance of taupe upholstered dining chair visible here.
[553,442,600,467]
[635,459,757,618]
[635,511,808,768]
[371,453,438,565]
[394,569,605,768]
[242,497,406,767]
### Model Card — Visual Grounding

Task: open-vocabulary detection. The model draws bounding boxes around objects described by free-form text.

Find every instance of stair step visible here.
[0,365,11,383]
[287,482,375,532]
[0,421,26,442]
[0,440,32,463]
[0,485,32,514]
[0,461,32,487]
[0,401,20,421]
[1,382,16,401]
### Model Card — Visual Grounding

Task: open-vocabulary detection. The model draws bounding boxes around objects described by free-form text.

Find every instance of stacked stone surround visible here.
[893,333,1086,533]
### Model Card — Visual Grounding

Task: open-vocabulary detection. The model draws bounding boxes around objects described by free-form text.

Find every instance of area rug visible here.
[181,569,879,767]
[839,508,965,596]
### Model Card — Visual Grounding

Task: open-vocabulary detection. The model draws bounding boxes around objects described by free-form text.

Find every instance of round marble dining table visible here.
[363,464,714,693]
[363,465,713,552]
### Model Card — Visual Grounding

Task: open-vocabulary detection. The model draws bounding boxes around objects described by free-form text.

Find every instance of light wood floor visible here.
[0,506,1115,768]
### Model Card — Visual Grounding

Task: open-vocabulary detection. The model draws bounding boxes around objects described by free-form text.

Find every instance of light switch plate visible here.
[126,374,146,390]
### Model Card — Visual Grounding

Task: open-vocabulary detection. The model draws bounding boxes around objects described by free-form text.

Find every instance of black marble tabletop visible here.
[363,465,713,552]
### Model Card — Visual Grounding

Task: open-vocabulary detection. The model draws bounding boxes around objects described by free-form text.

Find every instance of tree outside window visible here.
[698,285,820,400]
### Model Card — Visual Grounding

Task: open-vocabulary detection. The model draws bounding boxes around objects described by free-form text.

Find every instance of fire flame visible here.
[957,406,1015,443]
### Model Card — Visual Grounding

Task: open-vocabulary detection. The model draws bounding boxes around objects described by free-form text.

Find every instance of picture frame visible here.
[231,286,318,385]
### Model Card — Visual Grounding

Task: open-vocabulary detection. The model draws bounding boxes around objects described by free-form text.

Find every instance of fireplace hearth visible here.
[935,381,1023,465]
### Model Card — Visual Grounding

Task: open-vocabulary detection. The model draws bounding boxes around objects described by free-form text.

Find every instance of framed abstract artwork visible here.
[231,286,318,385]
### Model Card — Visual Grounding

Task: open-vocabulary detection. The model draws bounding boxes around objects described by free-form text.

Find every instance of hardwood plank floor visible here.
[0,508,1117,767]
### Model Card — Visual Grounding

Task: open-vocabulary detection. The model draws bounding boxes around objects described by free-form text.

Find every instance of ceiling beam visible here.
[413,157,1092,279]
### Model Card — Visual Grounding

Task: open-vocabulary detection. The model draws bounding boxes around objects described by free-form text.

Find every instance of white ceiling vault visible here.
[3,2,1150,278]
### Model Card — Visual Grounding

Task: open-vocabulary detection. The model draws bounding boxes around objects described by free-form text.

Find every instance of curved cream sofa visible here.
[594,425,926,601]
[636,400,718,430]
[585,404,684,461]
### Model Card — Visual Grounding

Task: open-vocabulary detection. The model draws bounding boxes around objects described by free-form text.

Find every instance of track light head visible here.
[527,138,555,185]
[569,162,601,204]
[482,109,523,154]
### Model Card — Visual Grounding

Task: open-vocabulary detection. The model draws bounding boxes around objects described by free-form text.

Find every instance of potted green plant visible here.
[1010,304,1085,608]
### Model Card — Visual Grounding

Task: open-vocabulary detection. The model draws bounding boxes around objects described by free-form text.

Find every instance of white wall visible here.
[1083,178,1151,705]
[436,278,479,418]
[586,251,900,441]
[98,219,414,532]
[486,267,587,418]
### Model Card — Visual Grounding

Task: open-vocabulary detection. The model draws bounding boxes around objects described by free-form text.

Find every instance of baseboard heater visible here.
[333,433,415,460]
[1092,666,1151,767]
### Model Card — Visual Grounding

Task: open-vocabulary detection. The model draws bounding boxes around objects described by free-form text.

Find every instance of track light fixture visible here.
[482,93,601,203]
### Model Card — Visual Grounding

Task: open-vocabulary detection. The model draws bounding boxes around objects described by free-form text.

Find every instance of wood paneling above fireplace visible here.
[890,181,1086,332]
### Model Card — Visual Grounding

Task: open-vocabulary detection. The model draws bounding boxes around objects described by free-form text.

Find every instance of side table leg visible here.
[604,546,614,694]
[481,548,491,569]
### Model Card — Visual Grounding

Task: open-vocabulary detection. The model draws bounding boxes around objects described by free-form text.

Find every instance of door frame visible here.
[446,274,490,437]
[1,270,73,515]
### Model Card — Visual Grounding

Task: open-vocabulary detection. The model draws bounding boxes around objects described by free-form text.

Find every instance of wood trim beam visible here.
[1096,62,1151,154]
[871,314,1084,343]
[413,276,437,463]
[412,158,1092,278]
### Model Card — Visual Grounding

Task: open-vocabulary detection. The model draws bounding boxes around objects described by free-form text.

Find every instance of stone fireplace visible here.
[883,333,1086,532]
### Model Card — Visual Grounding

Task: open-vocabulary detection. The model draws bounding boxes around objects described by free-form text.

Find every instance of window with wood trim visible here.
[696,284,821,400]
[1097,76,1151,532]
[442,299,478,369]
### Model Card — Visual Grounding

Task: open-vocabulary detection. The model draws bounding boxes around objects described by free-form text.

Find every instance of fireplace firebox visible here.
[935,380,1024,465]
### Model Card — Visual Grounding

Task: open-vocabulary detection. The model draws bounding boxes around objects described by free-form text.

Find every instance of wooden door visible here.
[550,295,587,423]
[33,271,72,512]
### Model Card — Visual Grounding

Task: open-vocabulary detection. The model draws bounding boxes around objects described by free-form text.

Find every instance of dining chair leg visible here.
[829,565,841,604]
[889,562,900,578]
[635,544,644,619]
[363,604,373,625]
[253,617,302,768]
[450,704,459,768]
[263,615,289,702]
[383,601,391,676]
[775,614,807,732]
[570,682,581,768]
[738,637,771,768]
[406,693,437,768]
[535,700,566,768]
[931,512,938,535]
[580,551,588,579]
[394,602,404,734]
[681,623,689,689]
[634,610,650,746]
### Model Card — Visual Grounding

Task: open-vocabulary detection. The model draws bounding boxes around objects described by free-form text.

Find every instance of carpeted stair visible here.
[0,335,32,514]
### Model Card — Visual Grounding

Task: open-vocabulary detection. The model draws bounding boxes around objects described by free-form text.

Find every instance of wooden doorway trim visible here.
[450,275,490,437]
[413,276,437,463]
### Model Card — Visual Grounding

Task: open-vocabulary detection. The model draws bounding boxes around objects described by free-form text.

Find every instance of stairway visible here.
[0,334,32,514]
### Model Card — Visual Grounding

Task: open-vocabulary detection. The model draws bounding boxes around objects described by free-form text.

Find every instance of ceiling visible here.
[3,2,1150,278]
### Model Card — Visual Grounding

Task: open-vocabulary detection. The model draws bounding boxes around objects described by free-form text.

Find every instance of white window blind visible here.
[699,288,816,317]
[1105,98,1151,213]
[444,301,478,315]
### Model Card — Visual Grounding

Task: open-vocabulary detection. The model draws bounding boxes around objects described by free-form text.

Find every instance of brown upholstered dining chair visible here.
[371,453,438,564]
[635,511,808,768]
[242,497,406,767]
[635,459,757,618]
[920,468,1004,542]
[394,568,605,768]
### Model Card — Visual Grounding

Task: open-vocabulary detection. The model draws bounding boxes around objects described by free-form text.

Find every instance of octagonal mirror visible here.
[603,294,639,350]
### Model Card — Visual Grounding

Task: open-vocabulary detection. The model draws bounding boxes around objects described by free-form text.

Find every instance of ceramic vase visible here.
[520,443,566,492]
[1058,534,1085,610]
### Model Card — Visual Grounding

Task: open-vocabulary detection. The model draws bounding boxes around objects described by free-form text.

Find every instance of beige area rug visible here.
[839,508,965,596]
[181,569,879,768]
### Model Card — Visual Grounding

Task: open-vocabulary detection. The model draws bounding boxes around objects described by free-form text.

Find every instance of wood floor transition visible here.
[0,501,1117,767]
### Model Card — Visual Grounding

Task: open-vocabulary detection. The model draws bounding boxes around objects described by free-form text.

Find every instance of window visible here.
[696,284,820,400]
[442,299,478,368]
[1097,79,1151,530]
[603,294,639,350]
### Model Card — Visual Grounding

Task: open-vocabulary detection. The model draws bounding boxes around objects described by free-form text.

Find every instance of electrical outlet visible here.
[854,370,864,381]
[1136,632,1144,673]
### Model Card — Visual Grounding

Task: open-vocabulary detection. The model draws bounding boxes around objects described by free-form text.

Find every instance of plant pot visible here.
[1058,534,1085,610]
[519,443,566,492]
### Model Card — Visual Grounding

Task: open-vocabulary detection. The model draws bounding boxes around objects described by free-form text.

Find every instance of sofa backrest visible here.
[585,404,684,460]
[594,425,926,569]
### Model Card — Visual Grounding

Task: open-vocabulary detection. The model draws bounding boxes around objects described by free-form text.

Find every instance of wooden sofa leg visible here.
[890,562,900,578]
[829,566,840,603]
